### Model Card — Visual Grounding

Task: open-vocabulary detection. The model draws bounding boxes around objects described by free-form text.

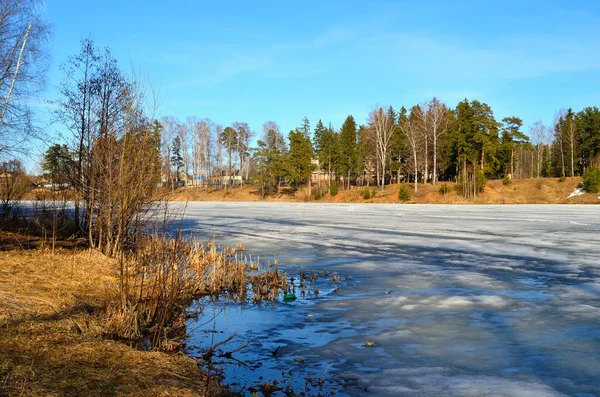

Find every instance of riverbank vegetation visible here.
[0,228,242,396]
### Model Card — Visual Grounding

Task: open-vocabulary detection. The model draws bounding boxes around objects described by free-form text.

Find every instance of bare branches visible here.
[424,98,452,185]
[0,0,50,159]
[368,106,395,190]
[399,105,425,192]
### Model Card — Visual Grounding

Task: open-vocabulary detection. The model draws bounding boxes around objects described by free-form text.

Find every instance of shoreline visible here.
[165,177,599,205]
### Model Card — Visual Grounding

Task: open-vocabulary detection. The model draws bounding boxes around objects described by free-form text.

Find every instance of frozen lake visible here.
[179,203,600,396]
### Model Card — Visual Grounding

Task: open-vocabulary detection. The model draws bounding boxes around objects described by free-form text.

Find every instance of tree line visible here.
[155,98,600,199]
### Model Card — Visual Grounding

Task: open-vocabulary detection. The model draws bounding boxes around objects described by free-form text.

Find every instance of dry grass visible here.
[0,240,237,397]
[105,235,288,350]
[168,177,600,204]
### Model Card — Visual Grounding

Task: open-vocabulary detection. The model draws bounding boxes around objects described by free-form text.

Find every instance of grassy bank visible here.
[169,177,599,204]
[0,232,237,397]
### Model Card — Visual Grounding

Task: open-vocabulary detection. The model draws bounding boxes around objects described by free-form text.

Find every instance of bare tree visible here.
[399,105,425,192]
[425,98,451,185]
[178,120,189,185]
[199,119,213,180]
[0,0,50,159]
[554,109,566,178]
[368,106,395,191]
[262,121,284,150]
[51,38,101,230]
[187,117,200,187]
[529,120,549,178]
[214,124,223,187]
[563,109,577,177]
[161,116,178,189]
[0,159,29,221]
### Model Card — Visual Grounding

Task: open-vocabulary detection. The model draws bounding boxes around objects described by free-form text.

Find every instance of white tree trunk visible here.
[0,22,31,126]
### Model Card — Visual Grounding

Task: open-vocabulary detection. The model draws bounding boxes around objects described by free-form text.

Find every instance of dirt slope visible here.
[168,177,599,204]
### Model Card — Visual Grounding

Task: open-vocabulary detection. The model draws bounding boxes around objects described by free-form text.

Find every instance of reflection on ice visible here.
[181,203,600,396]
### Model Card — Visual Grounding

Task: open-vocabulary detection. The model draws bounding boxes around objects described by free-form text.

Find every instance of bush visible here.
[398,184,411,202]
[314,187,326,200]
[536,179,543,190]
[583,167,600,193]
[477,171,487,193]
[558,175,566,183]
[455,170,486,198]
[502,175,512,186]
[438,183,451,199]
[330,181,338,196]
[361,187,378,199]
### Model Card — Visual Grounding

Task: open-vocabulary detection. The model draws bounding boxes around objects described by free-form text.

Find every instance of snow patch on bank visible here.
[567,187,585,199]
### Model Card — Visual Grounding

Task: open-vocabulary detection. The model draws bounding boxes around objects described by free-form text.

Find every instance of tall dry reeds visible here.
[104,233,288,350]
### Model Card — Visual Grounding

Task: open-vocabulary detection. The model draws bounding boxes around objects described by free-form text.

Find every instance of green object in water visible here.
[284,293,297,301]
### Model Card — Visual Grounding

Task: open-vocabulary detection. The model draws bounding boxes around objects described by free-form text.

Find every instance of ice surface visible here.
[178,203,600,396]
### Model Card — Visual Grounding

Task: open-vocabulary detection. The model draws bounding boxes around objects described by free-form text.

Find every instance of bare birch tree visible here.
[425,97,451,185]
[161,116,178,189]
[554,109,566,178]
[399,105,425,192]
[178,121,189,185]
[214,124,223,187]
[368,106,395,190]
[529,120,549,178]
[563,109,577,177]
[198,118,212,179]
[0,0,50,159]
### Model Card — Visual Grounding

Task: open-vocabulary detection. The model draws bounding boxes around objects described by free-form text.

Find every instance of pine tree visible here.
[576,107,600,172]
[313,119,326,190]
[390,107,408,184]
[298,117,313,195]
[286,129,315,188]
[500,116,527,179]
[338,115,357,189]
[171,136,184,185]
[42,144,73,185]
[220,126,238,190]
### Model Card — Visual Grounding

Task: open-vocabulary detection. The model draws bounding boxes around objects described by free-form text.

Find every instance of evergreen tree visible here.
[322,124,338,192]
[42,144,74,185]
[356,125,371,186]
[471,100,500,177]
[286,129,315,188]
[576,107,600,172]
[500,116,527,178]
[298,117,313,195]
[390,107,408,184]
[338,115,357,189]
[252,140,276,199]
[313,119,326,181]
[220,126,238,189]
[254,128,287,195]
[171,136,184,184]
[299,117,311,139]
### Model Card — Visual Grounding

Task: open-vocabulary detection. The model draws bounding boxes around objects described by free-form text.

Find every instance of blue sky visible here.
[40,0,600,151]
